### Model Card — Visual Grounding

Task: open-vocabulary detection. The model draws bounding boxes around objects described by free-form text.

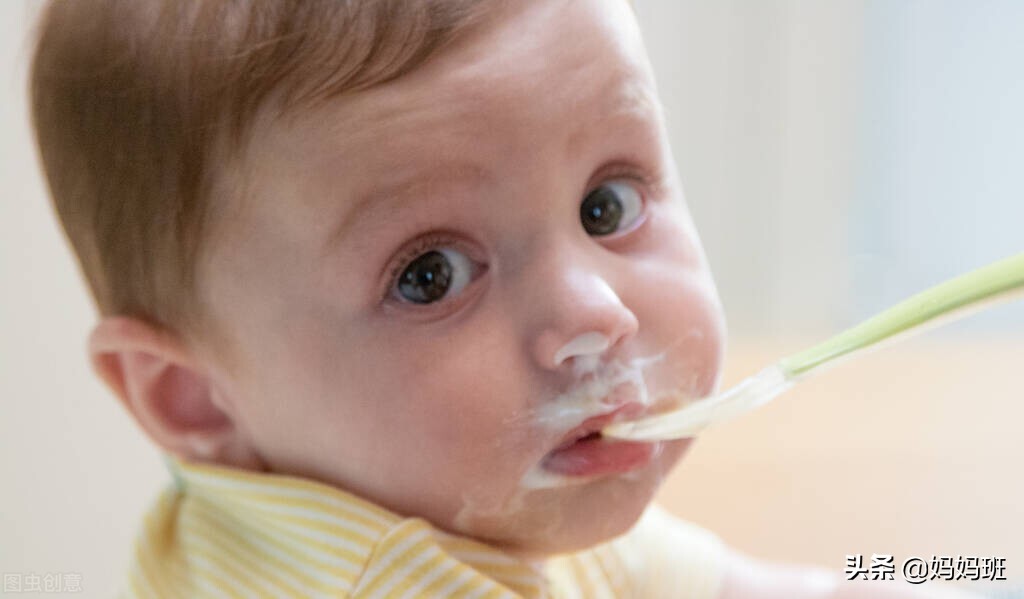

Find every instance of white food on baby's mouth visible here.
[520,354,662,490]
[456,350,674,531]
[532,358,652,433]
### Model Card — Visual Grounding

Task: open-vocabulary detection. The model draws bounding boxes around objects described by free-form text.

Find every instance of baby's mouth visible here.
[522,356,680,486]
[551,403,641,449]
[541,403,658,478]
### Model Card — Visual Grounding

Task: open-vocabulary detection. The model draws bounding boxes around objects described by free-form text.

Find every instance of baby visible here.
[31,0,980,597]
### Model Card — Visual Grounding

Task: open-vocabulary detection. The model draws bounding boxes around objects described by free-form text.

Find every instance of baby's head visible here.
[32,0,725,556]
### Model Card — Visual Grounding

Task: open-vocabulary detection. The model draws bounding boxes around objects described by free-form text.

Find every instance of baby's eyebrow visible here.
[320,162,492,254]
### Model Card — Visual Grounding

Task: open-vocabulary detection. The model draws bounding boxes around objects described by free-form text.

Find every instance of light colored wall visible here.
[636,0,1024,337]
[853,0,1024,334]
[1,2,167,596]
[636,0,864,336]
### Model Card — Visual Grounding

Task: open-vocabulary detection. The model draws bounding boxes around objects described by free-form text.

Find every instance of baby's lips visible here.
[553,401,645,450]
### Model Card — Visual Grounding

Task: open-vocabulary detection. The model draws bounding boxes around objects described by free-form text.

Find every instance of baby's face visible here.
[200,0,725,555]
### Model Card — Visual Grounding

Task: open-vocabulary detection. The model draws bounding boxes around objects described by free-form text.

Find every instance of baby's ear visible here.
[88,316,263,469]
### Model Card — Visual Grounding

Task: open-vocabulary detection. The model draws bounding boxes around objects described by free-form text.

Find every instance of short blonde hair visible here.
[31,0,487,336]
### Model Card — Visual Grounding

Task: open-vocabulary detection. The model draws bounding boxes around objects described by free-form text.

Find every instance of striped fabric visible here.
[121,457,726,598]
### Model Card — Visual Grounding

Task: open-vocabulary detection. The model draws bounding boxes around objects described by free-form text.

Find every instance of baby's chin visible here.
[456,438,690,558]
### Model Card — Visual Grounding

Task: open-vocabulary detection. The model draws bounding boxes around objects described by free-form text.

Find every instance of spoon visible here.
[603,252,1024,441]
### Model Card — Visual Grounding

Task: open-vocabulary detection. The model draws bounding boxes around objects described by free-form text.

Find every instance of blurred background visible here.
[2,0,1021,596]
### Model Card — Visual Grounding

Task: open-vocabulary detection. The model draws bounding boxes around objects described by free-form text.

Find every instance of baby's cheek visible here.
[406,382,537,475]
[644,196,706,267]
[673,287,725,394]
[405,331,540,446]
[630,260,725,396]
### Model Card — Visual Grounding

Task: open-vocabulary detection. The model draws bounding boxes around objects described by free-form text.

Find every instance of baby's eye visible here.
[579,180,644,236]
[395,247,474,304]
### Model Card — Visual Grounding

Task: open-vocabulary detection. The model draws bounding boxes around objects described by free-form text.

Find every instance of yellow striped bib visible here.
[122,457,725,598]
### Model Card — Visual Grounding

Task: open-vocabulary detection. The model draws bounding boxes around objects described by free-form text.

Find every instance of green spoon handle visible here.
[777,252,1024,380]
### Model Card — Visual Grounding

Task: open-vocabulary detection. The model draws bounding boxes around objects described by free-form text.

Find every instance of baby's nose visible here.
[526,255,640,373]
[552,331,610,374]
